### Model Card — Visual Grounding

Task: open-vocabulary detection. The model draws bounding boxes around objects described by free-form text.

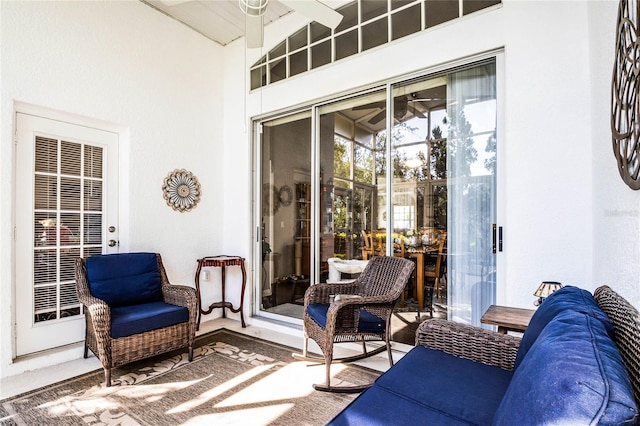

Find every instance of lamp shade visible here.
[534,281,563,298]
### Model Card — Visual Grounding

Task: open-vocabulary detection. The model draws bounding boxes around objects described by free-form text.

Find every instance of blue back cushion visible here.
[86,252,163,307]
[514,286,613,369]
[493,311,638,425]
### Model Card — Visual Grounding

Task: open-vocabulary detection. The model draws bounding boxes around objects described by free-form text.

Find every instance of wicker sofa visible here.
[329,285,640,425]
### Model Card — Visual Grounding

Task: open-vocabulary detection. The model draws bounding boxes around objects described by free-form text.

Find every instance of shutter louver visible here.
[33,136,104,323]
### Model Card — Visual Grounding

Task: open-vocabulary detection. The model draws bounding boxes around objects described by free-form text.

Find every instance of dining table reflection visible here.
[362,238,441,310]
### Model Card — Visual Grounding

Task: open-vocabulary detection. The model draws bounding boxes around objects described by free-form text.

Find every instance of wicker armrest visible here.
[304,282,360,305]
[82,296,111,329]
[416,319,521,371]
[75,258,111,332]
[162,283,198,312]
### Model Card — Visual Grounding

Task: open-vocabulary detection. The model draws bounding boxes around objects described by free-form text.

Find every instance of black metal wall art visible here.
[612,0,640,189]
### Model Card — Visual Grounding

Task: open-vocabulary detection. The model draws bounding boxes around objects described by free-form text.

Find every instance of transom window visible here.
[249,0,501,90]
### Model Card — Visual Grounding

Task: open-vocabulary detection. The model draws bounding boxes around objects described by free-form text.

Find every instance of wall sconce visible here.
[533,281,563,306]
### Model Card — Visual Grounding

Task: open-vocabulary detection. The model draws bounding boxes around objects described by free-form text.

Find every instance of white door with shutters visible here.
[15,113,119,356]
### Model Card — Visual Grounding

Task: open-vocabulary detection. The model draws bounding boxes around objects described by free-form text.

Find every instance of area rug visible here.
[0,329,381,425]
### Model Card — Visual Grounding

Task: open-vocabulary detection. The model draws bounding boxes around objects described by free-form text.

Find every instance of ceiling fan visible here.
[160,0,343,49]
[240,0,343,48]
[353,96,426,125]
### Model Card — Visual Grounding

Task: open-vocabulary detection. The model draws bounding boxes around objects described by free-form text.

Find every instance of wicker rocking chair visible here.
[75,252,198,386]
[293,255,415,392]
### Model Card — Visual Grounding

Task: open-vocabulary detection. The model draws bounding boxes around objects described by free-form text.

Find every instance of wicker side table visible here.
[480,305,535,334]
[195,255,246,328]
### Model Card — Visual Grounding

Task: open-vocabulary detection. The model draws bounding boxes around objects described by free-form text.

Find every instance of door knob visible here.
[108,239,118,247]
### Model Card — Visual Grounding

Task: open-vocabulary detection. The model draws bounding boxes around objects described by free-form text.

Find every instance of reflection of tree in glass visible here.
[410,126,447,182]
[430,125,447,179]
[484,131,496,174]
[333,136,350,179]
[375,123,417,179]
[354,147,372,183]
[334,194,347,229]
[447,110,477,178]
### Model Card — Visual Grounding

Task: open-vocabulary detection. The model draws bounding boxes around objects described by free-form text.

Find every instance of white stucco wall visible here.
[2,0,638,380]
[0,0,224,378]
[589,1,640,307]
[223,0,638,314]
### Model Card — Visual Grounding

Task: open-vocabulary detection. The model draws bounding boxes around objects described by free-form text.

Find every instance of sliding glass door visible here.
[390,61,497,325]
[445,63,497,325]
[258,112,312,321]
[255,59,498,329]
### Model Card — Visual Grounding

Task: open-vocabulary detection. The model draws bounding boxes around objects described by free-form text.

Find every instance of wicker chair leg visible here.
[188,346,193,362]
[325,351,332,389]
[105,368,111,387]
[386,340,394,367]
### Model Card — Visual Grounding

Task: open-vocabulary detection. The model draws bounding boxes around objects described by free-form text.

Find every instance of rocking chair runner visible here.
[293,255,415,392]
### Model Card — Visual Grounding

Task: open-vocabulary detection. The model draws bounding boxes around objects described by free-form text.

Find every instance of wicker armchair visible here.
[75,253,197,386]
[294,255,415,392]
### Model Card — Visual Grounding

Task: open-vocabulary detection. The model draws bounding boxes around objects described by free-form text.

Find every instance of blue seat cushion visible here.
[328,384,475,426]
[376,345,512,425]
[110,301,189,339]
[329,345,512,425]
[306,303,385,333]
[514,285,614,369]
[86,252,163,307]
[494,311,638,425]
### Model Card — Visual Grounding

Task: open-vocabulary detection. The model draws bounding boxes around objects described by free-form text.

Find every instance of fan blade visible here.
[412,105,426,118]
[353,101,386,110]
[281,0,343,29]
[245,15,264,48]
[368,110,386,125]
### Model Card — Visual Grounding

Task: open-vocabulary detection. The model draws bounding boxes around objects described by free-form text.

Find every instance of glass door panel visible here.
[318,90,386,281]
[390,61,497,327]
[390,75,449,320]
[445,62,497,326]
[259,112,312,320]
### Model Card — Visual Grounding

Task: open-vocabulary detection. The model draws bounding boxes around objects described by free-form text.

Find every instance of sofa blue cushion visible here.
[306,303,384,333]
[86,252,163,307]
[110,301,189,338]
[493,311,638,426]
[328,384,475,426]
[378,345,512,425]
[514,285,614,369]
[329,346,512,425]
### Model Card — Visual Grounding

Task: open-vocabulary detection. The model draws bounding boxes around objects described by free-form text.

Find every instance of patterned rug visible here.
[0,329,380,425]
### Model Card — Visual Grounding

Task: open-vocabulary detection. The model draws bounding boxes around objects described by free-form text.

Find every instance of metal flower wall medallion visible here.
[612,0,640,189]
[162,169,201,212]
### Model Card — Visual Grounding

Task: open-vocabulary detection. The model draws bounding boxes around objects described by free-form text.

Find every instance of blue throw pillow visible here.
[493,311,638,425]
[86,252,163,307]
[514,286,614,369]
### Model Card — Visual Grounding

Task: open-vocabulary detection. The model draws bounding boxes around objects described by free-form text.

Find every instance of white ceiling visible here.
[141,0,306,47]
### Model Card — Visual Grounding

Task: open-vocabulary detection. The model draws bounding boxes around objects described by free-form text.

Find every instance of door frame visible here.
[250,50,505,324]
[11,101,129,364]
